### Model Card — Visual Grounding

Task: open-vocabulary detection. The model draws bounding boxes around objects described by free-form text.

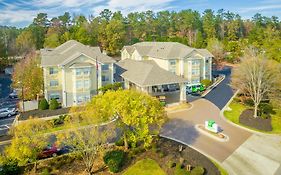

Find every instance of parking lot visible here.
[0,74,18,136]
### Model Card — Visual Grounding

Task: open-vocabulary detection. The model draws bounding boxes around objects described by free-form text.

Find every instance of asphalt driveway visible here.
[204,66,234,110]
[161,99,252,162]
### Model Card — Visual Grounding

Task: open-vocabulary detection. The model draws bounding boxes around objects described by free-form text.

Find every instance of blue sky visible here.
[1,0,281,28]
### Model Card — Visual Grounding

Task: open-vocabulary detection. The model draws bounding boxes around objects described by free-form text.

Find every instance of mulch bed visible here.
[239,109,272,131]
[32,137,221,175]
[156,137,220,175]
[100,137,220,175]
[20,107,71,120]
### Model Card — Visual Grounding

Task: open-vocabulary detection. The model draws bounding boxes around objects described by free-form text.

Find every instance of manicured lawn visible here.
[123,158,166,175]
[224,101,247,124]
[224,100,281,134]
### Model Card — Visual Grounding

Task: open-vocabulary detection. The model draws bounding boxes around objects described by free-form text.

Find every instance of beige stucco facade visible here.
[121,47,212,85]
[43,54,114,107]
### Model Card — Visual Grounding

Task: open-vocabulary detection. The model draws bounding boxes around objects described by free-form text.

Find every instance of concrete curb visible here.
[0,139,11,146]
[201,74,226,97]
[195,124,229,142]
[166,103,194,114]
[220,91,281,136]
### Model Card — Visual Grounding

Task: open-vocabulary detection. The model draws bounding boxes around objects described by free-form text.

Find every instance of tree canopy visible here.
[231,48,281,118]
[1,9,281,63]
[12,51,43,101]
[71,90,167,150]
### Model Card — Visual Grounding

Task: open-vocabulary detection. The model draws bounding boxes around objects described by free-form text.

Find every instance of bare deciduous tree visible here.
[231,48,281,118]
[57,116,116,175]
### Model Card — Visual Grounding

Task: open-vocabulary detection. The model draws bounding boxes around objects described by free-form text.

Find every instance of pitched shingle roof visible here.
[116,59,188,87]
[123,42,213,59]
[41,40,115,67]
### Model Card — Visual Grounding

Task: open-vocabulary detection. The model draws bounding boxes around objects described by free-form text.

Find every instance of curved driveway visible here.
[161,99,252,162]
[161,66,281,175]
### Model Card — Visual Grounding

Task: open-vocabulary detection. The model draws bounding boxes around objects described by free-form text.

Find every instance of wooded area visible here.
[1,9,281,63]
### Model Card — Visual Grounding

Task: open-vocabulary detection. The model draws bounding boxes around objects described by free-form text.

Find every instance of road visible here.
[204,66,234,109]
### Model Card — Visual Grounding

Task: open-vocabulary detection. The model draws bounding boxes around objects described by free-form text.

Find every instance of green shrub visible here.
[131,147,145,155]
[259,103,274,115]
[39,98,49,110]
[244,98,254,106]
[103,150,125,173]
[233,97,241,103]
[115,138,124,146]
[159,151,165,158]
[0,160,21,175]
[167,161,176,168]
[40,168,51,175]
[174,164,189,175]
[191,166,204,175]
[53,115,67,126]
[201,79,212,88]
[49,99,59,110]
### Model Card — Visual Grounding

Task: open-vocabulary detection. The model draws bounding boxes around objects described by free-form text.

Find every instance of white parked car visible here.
[9,90,18,99]
[0,108,16,118]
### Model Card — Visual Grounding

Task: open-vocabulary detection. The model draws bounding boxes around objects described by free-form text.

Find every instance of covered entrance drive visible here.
[115,59,188,104]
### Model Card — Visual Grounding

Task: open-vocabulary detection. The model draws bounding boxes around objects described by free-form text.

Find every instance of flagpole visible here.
[96,56,99,95]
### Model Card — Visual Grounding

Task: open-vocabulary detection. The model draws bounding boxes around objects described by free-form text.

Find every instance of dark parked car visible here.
[38,145,60,159]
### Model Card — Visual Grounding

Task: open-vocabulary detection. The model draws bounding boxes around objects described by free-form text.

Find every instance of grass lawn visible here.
[224,100,281,134]
[123,158,166,175]
[224,101,247,124]
[211,160,229,175]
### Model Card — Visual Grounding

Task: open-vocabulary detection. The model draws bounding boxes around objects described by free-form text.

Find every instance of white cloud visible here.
[240,4,281,13]
[93,0,175,15]
[0,0,104,26]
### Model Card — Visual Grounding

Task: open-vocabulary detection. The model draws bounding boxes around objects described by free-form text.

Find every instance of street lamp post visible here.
[18,81,24,112]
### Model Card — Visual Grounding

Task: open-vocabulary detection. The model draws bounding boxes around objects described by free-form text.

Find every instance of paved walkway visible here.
[161,98,281,175]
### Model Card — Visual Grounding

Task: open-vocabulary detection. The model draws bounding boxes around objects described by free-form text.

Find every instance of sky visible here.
[1,0,281,28]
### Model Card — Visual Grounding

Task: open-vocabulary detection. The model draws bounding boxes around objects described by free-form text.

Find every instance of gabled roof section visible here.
[41,40,115,67]
[122,46,134,55]
[116,59,188,87]
[122,42,214,59]
[196,49,214,57]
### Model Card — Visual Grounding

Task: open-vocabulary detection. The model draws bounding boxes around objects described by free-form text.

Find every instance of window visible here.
[102,64,109,71]
[76,68,90,76]
[76,80,90,90]
[49,67,58,75]
[192,60,200,66]
[84,80,90,89]
[83,68,90,75]
[170,60,176,66]
[192,69,200,75]
[206,59,209,63]
[102,75,109,82]
[77,94,90,104]
[50,93,60,100]
[192,79,200,84]
[76,69,82,76]
[50,80,59,87]
[76,80,83,90]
